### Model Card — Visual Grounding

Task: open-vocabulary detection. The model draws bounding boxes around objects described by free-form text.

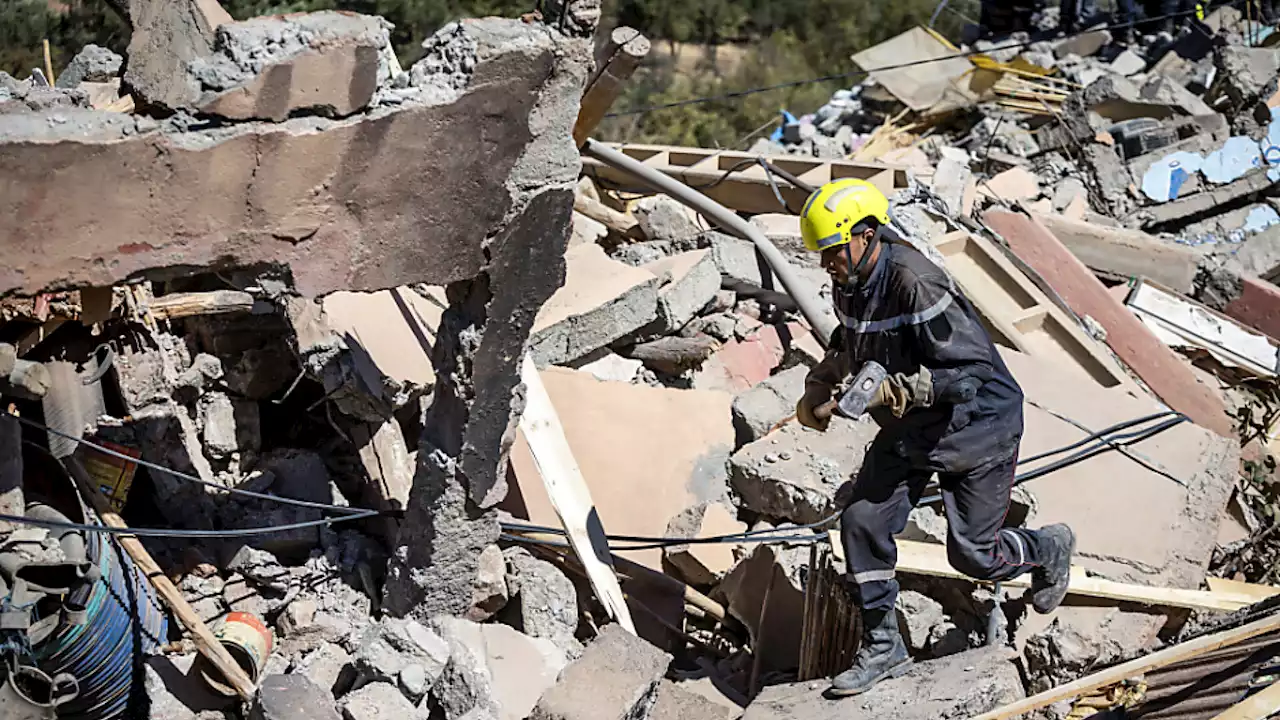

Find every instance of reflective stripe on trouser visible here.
[839,438,1042,611]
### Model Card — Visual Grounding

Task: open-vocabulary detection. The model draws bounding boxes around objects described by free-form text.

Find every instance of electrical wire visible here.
[0,508,383,539]
[604,5,1217,118]
[1016,410,1179,464]
[4,410,371,517]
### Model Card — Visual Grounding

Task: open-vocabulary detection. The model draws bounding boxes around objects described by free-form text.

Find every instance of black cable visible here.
[0,508,383,539]
[1013,415,1188,486]
[5,410,369,516]
[1016,410,1180,464]
[605,6,1214,118]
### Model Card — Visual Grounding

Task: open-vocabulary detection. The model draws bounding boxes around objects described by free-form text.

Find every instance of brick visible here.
[985,210,1232,436]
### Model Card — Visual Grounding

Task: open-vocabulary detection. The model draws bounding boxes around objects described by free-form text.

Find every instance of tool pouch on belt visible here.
[0,663,78,720]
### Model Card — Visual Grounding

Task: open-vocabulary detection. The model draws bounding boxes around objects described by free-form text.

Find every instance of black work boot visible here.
[1030,524,1077,614]
[828,607,913,697]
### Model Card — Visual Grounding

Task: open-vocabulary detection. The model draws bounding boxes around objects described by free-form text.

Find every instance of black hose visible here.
[1016,410,1179,464]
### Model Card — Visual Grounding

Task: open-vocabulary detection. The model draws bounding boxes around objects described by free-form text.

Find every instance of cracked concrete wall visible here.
[0,19,578,300]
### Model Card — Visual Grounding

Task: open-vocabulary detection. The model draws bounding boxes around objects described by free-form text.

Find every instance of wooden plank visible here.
[929,229,1136,392]
[973,612,1280,720]
[1207,577,1280,602]
[148,290,255,321]
[64,456,258,701]
[985,210,1234,437]
[517,353,636,634]
[1210,677,1280,719]
[573,27,650,146]
[581,142,909,215]
[829,534,1256,612]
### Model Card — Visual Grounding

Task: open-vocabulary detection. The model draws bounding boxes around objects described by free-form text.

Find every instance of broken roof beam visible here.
[581,142,909,215]
[573,26,650,146]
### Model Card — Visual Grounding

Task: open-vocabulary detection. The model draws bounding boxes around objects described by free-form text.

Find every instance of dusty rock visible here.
[1216,45,1280,107]
[199,391,238,459]
[716,542,808,673]
[662,502,747,587]
[529,244,660,365]
[636,195,702,242]
[1023,610,1163,693]
[649,680,734,720]
[293,642,355,698]
[742,646,1023,720]
[432,615,569,720]
[532,624,671,720]
[504,546,582,657]
[55,44,123,88]
[114,0,233,111]
[896,590,968,658]
[467,544,509,622]
[352,617,450,694]
[189,12,392,121]
[146,654,236,720]
[251,674,341,720]
[730,365,808,447]
[729,416,880,525]
[579,352,644,382]
[570,210,607,246]
[340,682,417,720]
[643,250,720,334]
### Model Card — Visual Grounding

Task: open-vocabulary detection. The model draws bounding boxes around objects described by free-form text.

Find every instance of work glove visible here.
[796,383,833,431]
[866,368,934,419]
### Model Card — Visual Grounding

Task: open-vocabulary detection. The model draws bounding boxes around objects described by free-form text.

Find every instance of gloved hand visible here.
[866,368,934,419]
[797,384,833,431]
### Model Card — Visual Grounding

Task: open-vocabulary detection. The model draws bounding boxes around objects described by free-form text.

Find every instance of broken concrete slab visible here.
[650,680,734,720]
[643,250,720,334]
[507,367,734,570]
[692,325,786,394]
[730,365,808,447]
[741,646,1023,720]
[531,624,671,720]
[529,244,660,365]
[716,542,808,673]
[503,546,582,657]
[1109,48,1146,76]
[430,618,500,720]
[339,682,416,720]
[1216,45,1280,107]
[662,502,746,587]
[896,590,968,658]
[578,351,644,382]
[190,12,392,121]
[146,654,237,720]
[55,44,123,89]
[1033,212,1199,293]
[1,17,586,301]
[467,544,509,622]
[293,642,355,698]
[985,210,1233,437]
[1053,29,1110,58]
[729,416,880,526]
[432,615,569,720]
[980,166,1041,202]
[1132,164,1277,228]
[351,616,450,693]
[251,674,342,720]
[635,195,703,242]
[113,0,233,112]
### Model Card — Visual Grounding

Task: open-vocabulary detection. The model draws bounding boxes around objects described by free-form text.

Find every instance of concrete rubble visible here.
[6,3,1280,720]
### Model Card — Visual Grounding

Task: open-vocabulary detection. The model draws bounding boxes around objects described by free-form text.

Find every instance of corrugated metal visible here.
[1132,631,1280,720]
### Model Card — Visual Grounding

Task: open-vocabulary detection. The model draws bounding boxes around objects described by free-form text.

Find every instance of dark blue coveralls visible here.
[808,239,1050,612]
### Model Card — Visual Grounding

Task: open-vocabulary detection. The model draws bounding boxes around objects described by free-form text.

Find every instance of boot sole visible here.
[825,659,914,698]
[1033,527,1078,615]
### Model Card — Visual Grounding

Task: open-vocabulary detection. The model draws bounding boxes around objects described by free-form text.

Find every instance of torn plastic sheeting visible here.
[1202,136,1265,185]
[1142,151,1204,202]
[769,110,798,143]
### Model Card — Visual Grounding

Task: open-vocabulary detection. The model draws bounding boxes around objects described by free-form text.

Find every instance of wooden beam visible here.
[1210,677,1280,720]
[573,191,641,238]
[148,290,255,321]
[517,354,636,633]
[64,457,258,701]
[972,612,1280,719]
[573,26,650,146]
[828,534,1258,612]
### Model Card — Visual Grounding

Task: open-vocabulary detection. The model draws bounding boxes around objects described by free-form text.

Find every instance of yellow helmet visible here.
[799,179,891,252]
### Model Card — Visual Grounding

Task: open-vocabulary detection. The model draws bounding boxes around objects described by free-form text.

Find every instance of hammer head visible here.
[835,360,888,418]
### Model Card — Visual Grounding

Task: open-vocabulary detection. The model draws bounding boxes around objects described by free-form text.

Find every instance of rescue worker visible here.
[795,179,1077,697]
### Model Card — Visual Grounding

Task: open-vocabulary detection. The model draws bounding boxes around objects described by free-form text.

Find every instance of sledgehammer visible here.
[813,360,888,422]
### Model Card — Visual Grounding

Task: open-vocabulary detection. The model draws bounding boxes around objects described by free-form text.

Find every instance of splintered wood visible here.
[798,543,861,681]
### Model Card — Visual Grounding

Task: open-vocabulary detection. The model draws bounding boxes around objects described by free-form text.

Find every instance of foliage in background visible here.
[2,0,949,145]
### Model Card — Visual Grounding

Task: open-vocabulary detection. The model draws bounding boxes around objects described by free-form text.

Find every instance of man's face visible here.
[819,229,873,286]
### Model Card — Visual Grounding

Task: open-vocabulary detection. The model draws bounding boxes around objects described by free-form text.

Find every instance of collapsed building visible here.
[5,1,1280,719]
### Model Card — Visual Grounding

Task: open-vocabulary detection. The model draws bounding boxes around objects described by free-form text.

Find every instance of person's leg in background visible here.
[831,441,932,696]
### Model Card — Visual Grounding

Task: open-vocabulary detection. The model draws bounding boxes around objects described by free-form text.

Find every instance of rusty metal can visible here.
[197,612,274,696]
